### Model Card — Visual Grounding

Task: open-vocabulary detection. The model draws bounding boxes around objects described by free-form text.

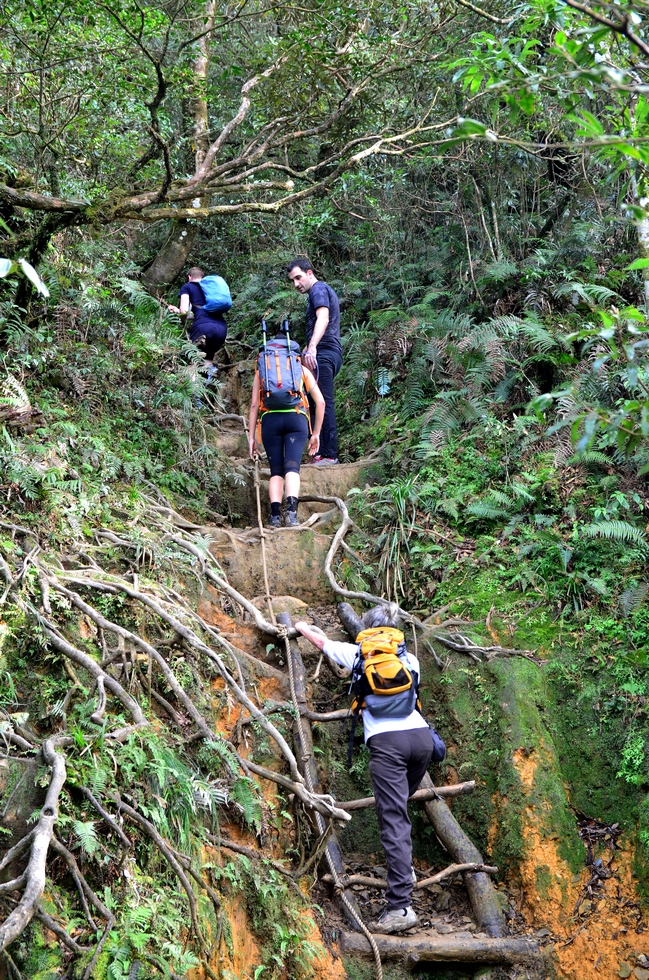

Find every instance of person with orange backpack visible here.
[249,319,325,527]
[295,602,446,934]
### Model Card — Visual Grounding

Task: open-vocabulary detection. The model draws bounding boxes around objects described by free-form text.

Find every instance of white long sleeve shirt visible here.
[322,639,429,742]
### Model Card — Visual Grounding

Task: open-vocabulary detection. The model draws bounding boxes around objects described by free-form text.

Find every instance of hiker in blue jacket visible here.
[168,267,227,377]
[295,603,435,935]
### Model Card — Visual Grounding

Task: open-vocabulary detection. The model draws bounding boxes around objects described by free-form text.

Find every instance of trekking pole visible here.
[253,451,276,625]
[261,317,270,401]
[283,317,299,392]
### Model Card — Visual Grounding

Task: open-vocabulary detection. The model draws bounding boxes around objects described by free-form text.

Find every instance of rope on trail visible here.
[278,622,384,980]
[253,455,276,625]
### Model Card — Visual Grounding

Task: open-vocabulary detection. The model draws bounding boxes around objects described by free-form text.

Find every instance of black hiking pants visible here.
[368,728,433,909]
[261,411,309,477]
[310,350,341,459]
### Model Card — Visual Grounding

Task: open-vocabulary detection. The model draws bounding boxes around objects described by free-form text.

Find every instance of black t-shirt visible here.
[305,281,342,357]
[179,282,227,342]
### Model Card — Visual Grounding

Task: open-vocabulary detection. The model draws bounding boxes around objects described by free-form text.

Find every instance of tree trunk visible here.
[142,0,216,295]
[636,188,649,313]
[142,220,198,296]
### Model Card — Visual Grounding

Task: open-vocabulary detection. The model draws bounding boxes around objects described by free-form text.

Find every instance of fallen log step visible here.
[338,781,475,811]
[340,930,541,966]
[323,862,498,891]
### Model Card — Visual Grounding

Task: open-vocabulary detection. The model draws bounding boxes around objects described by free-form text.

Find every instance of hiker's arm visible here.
[294,622,327,651]
[294,624,357,668]
[303,370,325,456]
[303,306,329,371]
[168,294,191,317]
[249,375,260,459]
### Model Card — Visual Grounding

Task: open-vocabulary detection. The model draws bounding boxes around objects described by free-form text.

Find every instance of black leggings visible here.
[261,412,309,478]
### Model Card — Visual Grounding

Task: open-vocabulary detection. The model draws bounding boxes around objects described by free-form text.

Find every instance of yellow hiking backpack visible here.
[347,627,420,765]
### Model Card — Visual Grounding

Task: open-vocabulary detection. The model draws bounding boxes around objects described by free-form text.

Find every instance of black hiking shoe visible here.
[268,514,281,528]
[284,511,299,527]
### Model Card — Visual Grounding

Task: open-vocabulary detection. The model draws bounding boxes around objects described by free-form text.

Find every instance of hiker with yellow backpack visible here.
[249,319,325,527]
[295,603,446,935]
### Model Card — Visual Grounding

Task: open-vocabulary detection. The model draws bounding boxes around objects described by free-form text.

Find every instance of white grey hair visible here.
[360,602,402,630]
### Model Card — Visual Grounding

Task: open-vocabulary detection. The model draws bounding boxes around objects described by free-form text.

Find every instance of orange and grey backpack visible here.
[347,627,420,765]
[256,319,310,434]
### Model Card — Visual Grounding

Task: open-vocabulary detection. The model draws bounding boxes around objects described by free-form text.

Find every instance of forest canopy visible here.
[3,0,649,288]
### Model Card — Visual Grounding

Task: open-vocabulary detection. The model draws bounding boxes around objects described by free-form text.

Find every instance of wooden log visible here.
[336,600,506,939]
[418,773,506,938]
[338,781,475,811]
[276,612,362,930]
[301,707,350,722]
[339,931,541,965]
[337,601,363,639]
[323,863,497,890]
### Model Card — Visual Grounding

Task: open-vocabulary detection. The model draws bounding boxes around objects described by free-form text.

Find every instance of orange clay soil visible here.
[511,745,646,980]
[195,842,347,980]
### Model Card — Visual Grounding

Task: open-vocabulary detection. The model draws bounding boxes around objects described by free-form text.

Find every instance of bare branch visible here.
[453,0,516,24]
[189,55,289,185]
[560,0,649,58]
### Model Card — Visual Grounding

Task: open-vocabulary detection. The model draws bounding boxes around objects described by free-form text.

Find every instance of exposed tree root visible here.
[0,477,537,975]
[0,740,67,951]
[108,793,206,947]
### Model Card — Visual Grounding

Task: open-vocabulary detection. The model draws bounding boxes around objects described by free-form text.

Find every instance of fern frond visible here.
[465,501,512,520]
[72,819,99,857]
[553,281,620,305]
[568,450,610,467]
[477,260,518,283]
[581,521,647,546]
[0,374,29,409]
[230,777,263,831]
[619,581,649,616]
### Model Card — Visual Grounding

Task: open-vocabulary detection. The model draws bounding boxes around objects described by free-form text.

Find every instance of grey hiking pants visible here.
[368,728,433,909]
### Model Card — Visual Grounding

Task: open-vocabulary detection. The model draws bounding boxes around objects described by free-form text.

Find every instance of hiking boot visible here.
[369,907,418,935]
[284,511,299,527]
[268,514,281,528]
[312,456,339,466]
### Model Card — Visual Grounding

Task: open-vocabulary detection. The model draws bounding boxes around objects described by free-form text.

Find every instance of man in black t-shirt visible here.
[168,267,228,377]
[288,257,342,465]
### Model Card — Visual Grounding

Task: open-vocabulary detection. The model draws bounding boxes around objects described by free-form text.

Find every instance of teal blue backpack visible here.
[199,275,232,313]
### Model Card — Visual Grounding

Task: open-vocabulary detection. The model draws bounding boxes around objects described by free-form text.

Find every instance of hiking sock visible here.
[270,501,281,518]
[286,496,298,514]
